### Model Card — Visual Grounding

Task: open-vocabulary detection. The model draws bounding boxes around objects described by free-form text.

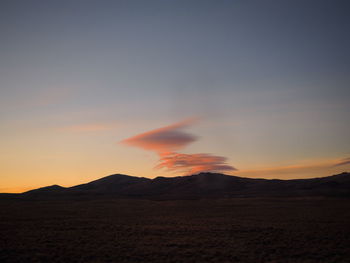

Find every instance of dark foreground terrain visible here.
[0,198,350,263]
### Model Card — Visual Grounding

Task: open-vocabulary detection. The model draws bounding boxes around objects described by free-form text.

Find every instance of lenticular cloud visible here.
[121,119,237,174]
[121,119,197,154]
[157,152,237,174]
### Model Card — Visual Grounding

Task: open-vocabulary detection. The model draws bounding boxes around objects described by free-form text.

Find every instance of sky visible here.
[0,0,349,192]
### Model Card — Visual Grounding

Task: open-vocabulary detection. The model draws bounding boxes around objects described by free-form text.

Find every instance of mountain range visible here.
[16,172,350,199]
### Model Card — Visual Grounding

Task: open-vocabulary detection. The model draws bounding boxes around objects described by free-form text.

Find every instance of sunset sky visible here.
[1,0,349,192]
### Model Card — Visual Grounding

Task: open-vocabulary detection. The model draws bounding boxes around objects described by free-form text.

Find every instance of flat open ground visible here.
[0,197,349,263]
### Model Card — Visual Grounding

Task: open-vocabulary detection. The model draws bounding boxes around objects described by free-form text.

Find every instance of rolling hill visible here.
[20,172,350,199]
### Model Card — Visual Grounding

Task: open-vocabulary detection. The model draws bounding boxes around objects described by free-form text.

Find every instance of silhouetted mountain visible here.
[24,184,66,195]
[69,174,150,194]
[18,172,350,199]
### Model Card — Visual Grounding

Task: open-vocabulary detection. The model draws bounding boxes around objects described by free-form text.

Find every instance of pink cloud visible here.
[121,118,236,175]
[156,153,237,174]
[121,118,198,154]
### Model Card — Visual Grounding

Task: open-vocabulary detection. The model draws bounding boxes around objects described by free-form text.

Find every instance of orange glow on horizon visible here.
[236,158,350,179]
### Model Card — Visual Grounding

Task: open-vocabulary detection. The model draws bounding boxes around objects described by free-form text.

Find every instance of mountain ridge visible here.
[6,172,350,199]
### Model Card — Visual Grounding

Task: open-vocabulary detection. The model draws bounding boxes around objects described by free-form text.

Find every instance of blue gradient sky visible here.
[1,0,349,192]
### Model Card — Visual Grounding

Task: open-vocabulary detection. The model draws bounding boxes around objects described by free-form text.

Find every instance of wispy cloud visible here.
[237,163,330,178]
[236,157,350,179]
[61,123,117,132]
[121,118,236,175]
[333,157,350,167]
